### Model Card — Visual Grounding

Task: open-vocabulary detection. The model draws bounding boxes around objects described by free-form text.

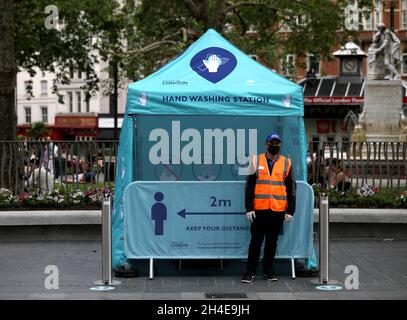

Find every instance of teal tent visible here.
[125,29,303,116]
[113,29,313,269]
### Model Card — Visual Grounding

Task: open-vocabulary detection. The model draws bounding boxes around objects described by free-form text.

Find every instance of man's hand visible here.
[246,211,256,223]
[285,214,293,222]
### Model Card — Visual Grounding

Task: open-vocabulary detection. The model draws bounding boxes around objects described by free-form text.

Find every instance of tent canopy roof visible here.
[126,29,303,117]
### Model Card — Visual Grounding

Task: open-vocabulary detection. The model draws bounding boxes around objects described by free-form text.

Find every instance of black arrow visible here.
[177,209,245,218]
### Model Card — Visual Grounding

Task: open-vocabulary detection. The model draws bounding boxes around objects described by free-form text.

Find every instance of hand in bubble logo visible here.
[202,54,229,73]
[190,47,237,83]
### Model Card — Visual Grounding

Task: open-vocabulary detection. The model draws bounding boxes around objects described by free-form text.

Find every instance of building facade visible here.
[278,0,407,145]
[16,60,127,140]
[282,1,407,82]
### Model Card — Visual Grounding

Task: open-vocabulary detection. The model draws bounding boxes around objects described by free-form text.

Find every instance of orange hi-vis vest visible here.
[253,153,291,212]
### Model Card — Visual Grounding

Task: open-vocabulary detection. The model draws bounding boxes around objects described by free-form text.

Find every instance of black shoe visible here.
[241,271,255,283]
[263,271,278,281]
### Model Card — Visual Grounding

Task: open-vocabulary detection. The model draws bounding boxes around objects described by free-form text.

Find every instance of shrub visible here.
[312,184,407,209]
[0,186,114,210]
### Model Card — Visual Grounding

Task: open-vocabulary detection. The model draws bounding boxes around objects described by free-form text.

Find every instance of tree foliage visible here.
[2,0,364,142]
[14,0,355,91]
[129,0,353,78]
[14,0,125,101]
[26,122,49,140]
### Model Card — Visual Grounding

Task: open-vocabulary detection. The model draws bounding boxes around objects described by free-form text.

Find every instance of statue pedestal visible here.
[364,80,403,142]
[350,79,406,158]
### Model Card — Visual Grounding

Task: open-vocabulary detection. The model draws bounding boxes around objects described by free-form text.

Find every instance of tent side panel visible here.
[112,114,134,268]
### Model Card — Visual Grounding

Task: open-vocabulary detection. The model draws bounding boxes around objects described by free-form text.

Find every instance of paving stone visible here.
[256,292,296,300]
[0,239,406,299]
[143,292,181,299]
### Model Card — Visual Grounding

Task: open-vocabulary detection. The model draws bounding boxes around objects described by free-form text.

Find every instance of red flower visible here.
[18,192,29,202]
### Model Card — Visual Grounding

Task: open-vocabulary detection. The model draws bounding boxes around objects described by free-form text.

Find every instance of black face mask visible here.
[267,145,280,155]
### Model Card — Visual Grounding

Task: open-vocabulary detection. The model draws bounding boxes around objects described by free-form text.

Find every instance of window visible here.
[85,98,90,113]
[40,80,47,96]
[279,11,308,32]
[281,54,295,77]
[76,91,82,113]
[24,81,30,96]
[374,0,382,28]
[41,106,48,123]
[402,53,407,75]
[295,15,308,27]
[25,107,31,124]
[307,54,320,75]
[67,92,73,112]
[402,0,407,30]
[69,66,74,79]
[360,8,372,30]
[246,25,257,34]
[77,71,82,79]
[345,0,358,30]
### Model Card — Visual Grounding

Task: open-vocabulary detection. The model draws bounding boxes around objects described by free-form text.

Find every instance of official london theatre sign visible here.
[304,97,364,105]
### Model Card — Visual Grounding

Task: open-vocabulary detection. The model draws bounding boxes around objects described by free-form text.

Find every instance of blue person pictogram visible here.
[151,192,167,235]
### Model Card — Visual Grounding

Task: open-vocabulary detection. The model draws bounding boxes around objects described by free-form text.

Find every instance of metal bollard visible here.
[319,193,329,284]
[102,195,112,285]
[92,195,120,289]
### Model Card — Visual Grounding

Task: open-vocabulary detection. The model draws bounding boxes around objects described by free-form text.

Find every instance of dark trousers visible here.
[246,210,285,273]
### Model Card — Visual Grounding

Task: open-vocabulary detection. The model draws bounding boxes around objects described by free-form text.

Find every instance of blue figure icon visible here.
[151,192,167,236]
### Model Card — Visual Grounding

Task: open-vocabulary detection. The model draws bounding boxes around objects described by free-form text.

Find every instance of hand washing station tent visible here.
[113,29,314,272]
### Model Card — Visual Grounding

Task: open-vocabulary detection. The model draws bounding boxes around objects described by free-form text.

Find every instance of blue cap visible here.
[265,133,282,143]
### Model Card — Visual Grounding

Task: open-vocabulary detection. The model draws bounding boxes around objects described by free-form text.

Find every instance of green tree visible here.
[26,122,49,140]
[1,0,124,190]
[3,0,369,143]
[125,0,360,78]
[0,0,16,142]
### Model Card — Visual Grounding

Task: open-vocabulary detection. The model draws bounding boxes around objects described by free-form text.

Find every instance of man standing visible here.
[241,133,296,283]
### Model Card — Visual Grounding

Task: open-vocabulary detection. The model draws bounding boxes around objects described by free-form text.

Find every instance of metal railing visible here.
[0,140,119,195]
[307,141,407,192]
[1,140,406,195]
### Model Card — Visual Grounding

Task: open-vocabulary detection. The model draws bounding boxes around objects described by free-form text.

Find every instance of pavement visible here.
[0,239,407,300]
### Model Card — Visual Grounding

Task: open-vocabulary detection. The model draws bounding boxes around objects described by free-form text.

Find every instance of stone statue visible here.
[368,36,384,79]
[369,23,401,80]
[358,110,366,131]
